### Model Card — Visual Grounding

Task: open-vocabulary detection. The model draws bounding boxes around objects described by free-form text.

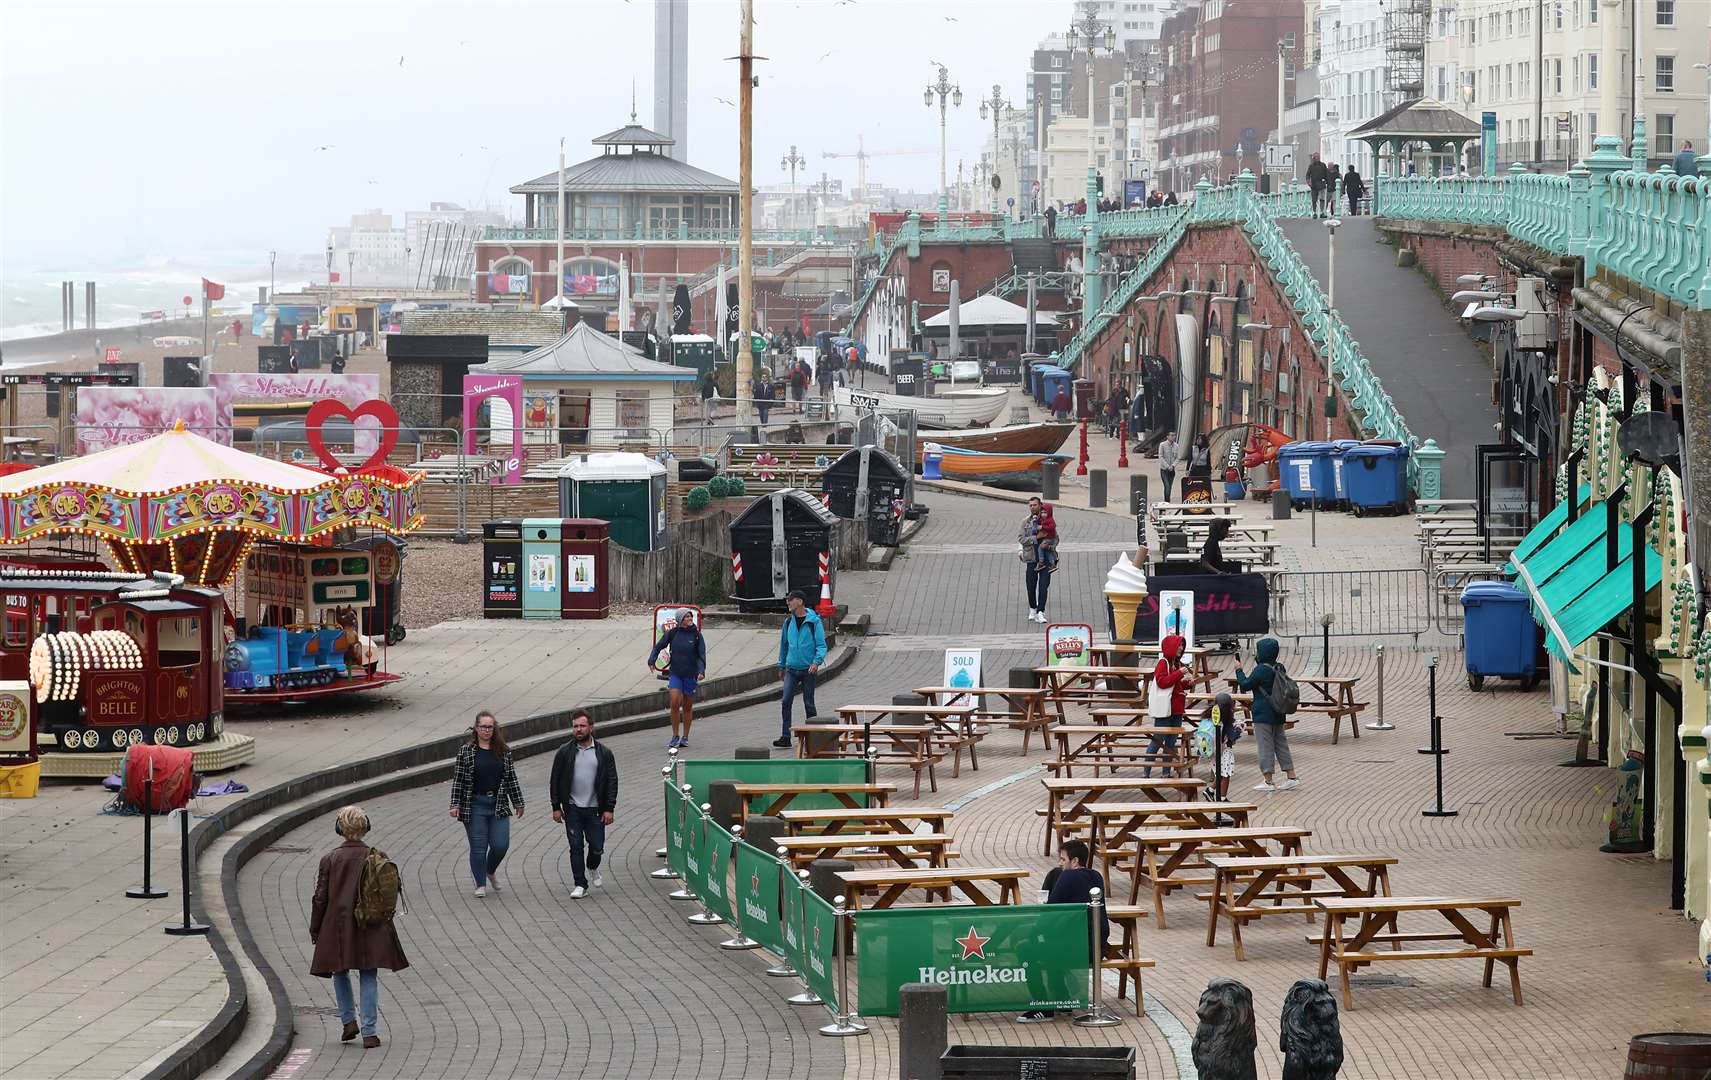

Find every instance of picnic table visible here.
[1314,896,1530,1008]
[793,724,944,797]
[1088,642,1215,677]
[1125,825,1311,925]
[777,807,954,837]
[731,782,894,824]
[912,685,1053,755]
[1213,674,1368,743]
[1048,725,1195,778]
[838,703,981,776]
[775,831,954,869]
[1087,801,1257,884]
[1033,665,1161,719]
[1103,905,1157,1016]
[1039,776,1202,855]
[836,866,1030,910]
[1204,853,1398,960]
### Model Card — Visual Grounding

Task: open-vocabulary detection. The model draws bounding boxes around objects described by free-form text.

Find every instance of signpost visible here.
[942,647,983,709]
[1045,623,1093,667]
[1262,143,1295,174]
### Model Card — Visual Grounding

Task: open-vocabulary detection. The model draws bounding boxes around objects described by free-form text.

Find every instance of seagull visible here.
[714,96,736,107]
[398,55,405,66]
[315,144,335,151]
[944,14,958,20]
[819,49,835,60]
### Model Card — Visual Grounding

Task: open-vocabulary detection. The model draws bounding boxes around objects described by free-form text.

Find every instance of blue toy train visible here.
[223,621,365,692]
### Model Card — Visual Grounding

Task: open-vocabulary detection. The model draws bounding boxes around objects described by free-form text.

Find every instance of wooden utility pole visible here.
[737,0,756,424]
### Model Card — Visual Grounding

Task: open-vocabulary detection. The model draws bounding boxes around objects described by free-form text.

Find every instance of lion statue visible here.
[1280,979,1343,1080]
[1191,977,1257,1080]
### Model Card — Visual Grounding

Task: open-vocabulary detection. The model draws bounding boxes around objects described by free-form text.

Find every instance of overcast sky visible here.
[2,0,1072,268]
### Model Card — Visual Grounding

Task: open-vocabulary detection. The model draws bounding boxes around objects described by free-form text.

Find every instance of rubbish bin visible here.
[822,446,909,546]
[561,518,610,620]
[1072,378,1095,420]
[346,535,406,643]
[1277,441,1336,508]
[557,452,668,552]
[481,520,523,618]
[1040,367,1072,414]
[1342,443,1411,515]
[1028,361,1053,404]
[1460,581,1539,690]
[942,1045,1136,1079]
[728,488,840,608]
[922,443,944,480]
[520,518,564,619]
[1328,439,1363,506]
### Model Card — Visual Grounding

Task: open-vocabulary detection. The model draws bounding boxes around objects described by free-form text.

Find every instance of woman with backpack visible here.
[311,805,409,1049]
[1233,637,1299,792]
[449,712,526,897]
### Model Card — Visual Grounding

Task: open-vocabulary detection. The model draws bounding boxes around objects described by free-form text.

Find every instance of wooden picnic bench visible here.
[913,685,1053,755]
[793,723,945,797]
[1039,776,1202,855]
[1103,905,1158,1016]
[777,807,954,837]
[838,703,981,776]
[731,782,894,824]
[1209,674,1369,743]
[1314,896,1530,1008]
[1033,665,1158,720]
[1088,642,1215,679]
[1049,725,1195,778]
[1126,825,1312,925]
[1087,802,1257,885]
[775,831,954,869]
[1204,853,1398,961]
[836,866,1030,910]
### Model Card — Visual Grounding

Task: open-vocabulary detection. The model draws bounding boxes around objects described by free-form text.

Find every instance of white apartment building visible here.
[1429,0,1709,170]
[1087,0,1170,46]
[328,210,407,287]
[1317,0,1391,177]
[986,106,1034,216]
[1044,115,1106,206]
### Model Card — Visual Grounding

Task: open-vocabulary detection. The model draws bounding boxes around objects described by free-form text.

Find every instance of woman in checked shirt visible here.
[449,710,525,898]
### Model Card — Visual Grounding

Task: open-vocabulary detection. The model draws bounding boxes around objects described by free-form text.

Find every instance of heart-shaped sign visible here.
[305,398,401,471]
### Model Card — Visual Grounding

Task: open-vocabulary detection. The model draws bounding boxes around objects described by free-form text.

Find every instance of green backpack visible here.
[353,846,402,928]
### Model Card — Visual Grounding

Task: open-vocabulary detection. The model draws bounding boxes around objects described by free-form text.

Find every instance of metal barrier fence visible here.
[1271,568,1433,640]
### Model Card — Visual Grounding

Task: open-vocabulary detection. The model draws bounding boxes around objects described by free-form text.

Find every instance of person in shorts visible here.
[647,608,707,749]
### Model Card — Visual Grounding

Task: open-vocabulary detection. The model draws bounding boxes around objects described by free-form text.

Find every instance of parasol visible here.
[0,423,422,586]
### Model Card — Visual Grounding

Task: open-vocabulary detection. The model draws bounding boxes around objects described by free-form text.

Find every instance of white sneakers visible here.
[590,871,603,889]
[1253,782,1275,793]
[1027,610,1046,623]
[570,885,587,900]
[1254,778,1301,793]
[474,885,487,898]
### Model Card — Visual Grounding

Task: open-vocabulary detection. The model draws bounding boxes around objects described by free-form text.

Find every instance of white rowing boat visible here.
[832,384,1009,428]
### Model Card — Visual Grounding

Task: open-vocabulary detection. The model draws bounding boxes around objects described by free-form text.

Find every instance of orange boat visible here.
[929,445,1069,487]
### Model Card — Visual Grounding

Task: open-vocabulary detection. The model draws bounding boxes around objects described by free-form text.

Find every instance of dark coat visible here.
[310,839,409,976]
[549,738,619,814]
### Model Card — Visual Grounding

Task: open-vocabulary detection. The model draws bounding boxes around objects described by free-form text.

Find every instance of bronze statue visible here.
[1280,978,1344,1080]
[1191,977,1257,1080]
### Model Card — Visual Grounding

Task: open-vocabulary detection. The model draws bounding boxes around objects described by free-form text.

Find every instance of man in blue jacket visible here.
[647,608,706,749]
[772,590,827,748]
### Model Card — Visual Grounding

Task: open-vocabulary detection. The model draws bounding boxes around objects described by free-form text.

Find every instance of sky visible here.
[1,0,1073,270]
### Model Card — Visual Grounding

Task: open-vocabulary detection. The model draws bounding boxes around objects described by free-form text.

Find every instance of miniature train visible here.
[224,613,375,692]
[223,544,382,700]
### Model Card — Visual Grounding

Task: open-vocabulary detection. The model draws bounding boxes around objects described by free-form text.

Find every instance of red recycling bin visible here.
[560,518,610,619]
[1073,378,1095,420]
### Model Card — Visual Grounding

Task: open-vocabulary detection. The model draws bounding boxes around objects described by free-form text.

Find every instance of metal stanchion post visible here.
[718,826,761,949]
[765,849,799,978]
[1366,643,1394,730]
[652,761,680,879]
[687,803,726,923]
[865,743,877,788]
[786,870,824,1006]
[1072,887,1120,1027]
[1320,613,1333,676]
[162,808,210,936]
[126,773,168,899]
[819,894,868,1036]
[668,783,699,900]
[1311,492,1318,547]
[1419,655,1457,817]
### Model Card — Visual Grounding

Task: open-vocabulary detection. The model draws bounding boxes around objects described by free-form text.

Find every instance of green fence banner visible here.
[733,842,784,953]
[680,803,709,900]
[781,872,805,974]
[664,779,689,878]
[679,759,870,811]
[801,891,840,1011]
[854,904,1092,1016]
[699,822,736,924]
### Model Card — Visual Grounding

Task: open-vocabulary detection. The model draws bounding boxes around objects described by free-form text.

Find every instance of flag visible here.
[329,271,341,283]
[202,278,226,301]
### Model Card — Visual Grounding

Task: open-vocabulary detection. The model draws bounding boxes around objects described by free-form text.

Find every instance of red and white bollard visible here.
[1076,418,1090,476]
[815,551,837,621]
[1117,419,1130,468]
[731,552,743,583]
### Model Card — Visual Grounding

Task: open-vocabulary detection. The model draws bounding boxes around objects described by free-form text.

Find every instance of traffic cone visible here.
[815,550,837,621]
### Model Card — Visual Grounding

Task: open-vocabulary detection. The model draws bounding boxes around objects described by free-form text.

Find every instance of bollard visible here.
[786,869,824,1005]
[735,746,774,760]
[898,982,949,1080]
[162,808,210,936]
[1311,493,1318,546]
[818,895,869,1036]
[708,780,743,829]
[765,848,800,978]
[1418,655,1457,817]
[808,858,856,904]
[668,784,700,900]
[1089,468,1107,508]
[687,802,726,924]
[652,764,681,879]
[1071,887,1119,1026]
[126,767,168,900]
[718,826,761,950]
[745,815,788,858]
[1041,459,1060,501]
[803,715,838,758]
[1130,473,1148,517]
[1271,487,1292,519]
[1366,643,1394,730]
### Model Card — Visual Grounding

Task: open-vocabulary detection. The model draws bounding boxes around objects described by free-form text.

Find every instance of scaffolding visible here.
[1384,0,1428,99]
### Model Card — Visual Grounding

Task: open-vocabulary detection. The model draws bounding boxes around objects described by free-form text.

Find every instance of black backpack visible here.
[1266,661,1301,716]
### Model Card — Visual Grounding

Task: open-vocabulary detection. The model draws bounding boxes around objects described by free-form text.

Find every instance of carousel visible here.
[0,421,423,779]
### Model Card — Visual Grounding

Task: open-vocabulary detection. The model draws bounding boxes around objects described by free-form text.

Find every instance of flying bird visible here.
[819,49,836,60]
[315,144,335,151]
[714,96,735,107]
[398,56,405,66]
[944,15,958,20]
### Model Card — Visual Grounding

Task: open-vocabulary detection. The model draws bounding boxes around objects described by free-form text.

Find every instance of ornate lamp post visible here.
[780,145,806,228]
[978,84,1013,216]
[1067,4,1117,323]
[925,64,963,220]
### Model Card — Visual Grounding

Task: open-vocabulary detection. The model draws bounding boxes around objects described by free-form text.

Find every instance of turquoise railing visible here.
[481,224,850,245]
[1048,207,1193,370]
[1372,143,1710,309]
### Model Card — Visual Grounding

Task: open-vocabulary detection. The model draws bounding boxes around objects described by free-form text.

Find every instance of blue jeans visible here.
[781,667,817,737]
[1144,715,1184,777]
[564,806,605,888]
[331,968,378,1036]
[464,794,510,887]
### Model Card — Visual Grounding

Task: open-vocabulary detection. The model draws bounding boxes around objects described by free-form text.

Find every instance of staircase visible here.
[1010,237,1059,274]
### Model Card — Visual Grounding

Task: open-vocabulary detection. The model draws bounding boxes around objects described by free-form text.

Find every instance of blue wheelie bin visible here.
[1328,439,1363,507]
[1342,443,1411,515]
[1277,442,1336,509]
[1460,581,1540,690]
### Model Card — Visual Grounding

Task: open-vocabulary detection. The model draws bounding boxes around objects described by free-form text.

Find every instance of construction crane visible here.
[822,134,933,200]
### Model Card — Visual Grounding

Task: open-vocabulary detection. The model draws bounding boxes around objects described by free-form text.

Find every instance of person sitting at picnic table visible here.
[1019,839,1108,1024]
[1200,516,1241,574]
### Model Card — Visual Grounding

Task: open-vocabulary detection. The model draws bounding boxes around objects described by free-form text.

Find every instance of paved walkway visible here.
[1279,215,1498,498]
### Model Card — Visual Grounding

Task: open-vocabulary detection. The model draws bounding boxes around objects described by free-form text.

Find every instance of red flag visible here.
[329,271,341,283]
[202,278,226,301]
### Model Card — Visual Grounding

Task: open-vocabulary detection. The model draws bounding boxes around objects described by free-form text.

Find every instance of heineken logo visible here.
[808,925,827,976]
[955,926,990,960]
[750,872,761,895]
[744,898,770,922]
[916,924,1026,986]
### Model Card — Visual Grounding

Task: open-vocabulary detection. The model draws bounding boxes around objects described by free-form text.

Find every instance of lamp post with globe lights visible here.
[978,84,1013,216]
[925,64,963,221]
[780,145,806,228]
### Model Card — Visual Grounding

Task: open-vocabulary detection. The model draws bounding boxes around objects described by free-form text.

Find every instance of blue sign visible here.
[1481,111,1498,175]
[1124,179,1147,207]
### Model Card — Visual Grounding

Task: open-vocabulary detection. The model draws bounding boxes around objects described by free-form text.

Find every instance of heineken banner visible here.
[733,842,784,953]
[781,872,805,973]
[801,891,841,1011]
[664,779,690,878]
[854,905,1091,1016]
[679,759,869,810]
[699,822,736,924]
[681,803,709,900]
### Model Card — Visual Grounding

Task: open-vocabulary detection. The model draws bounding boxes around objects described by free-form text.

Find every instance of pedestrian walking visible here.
[1021,500,1059,623]
[647,608,706,749]
[1016,839,1107,1023]
[310,805,408,1050]
[1674,140,1699,177]
[817,355,834,398]
[1306,153,1329,216]
[1234,638,1300,792]
[1143,634,1190,776]
[1157,430,1179,501]
[1101,391,1123,438]
[845,342,860,385]
[1343,166,1365,215]
[790,359,809,406]
[699,370,717,422]
[1050,382,1072,421]
[1327,164,1343,214]
[1044,204,1057,238]
[1187,433,1212,481]
[754,372,773,425]
[548,711,618,899]
[771,590,828,748]
[448,711,525,898]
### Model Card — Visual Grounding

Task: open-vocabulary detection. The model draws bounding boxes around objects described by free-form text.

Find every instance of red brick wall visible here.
[906,242,1018,323]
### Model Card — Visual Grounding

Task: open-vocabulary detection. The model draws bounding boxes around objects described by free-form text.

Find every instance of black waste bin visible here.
[728,489,840,609]
[822,446,909,546]
[892,354,924,397]
[481,520,523,618]
[942,1045,1136,1079]
[346,535,407,643]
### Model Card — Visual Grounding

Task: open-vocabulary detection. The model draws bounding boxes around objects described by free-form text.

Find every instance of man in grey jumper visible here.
[1157,431,1180,502]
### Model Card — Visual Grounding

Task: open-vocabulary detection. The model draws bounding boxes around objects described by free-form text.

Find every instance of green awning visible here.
[1508,495,1661,665]
[1506,483,1593,568]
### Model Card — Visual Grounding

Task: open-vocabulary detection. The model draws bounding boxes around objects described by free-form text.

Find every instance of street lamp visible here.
[1067,3,1118,204]
[780,145,806,228]
[925,63,963,216]
[1323,216,1341,310]
[268,250,276,297]
[978,84,1013,216]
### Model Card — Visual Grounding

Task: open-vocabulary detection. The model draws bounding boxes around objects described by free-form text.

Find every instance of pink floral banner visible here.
[74,387,228,454]
[208,373,384,454]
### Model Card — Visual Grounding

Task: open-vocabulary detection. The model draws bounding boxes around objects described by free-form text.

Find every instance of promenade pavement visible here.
[0,617,782,1080]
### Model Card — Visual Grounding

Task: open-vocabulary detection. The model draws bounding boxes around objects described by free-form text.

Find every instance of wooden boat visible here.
[916,420,1074,458]
[929,444,1069,487]
[832,384,1009,428]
